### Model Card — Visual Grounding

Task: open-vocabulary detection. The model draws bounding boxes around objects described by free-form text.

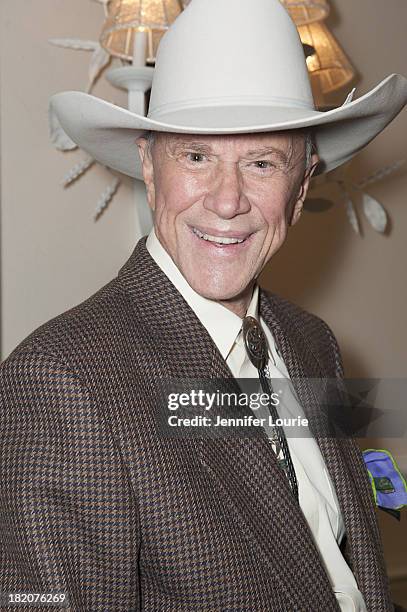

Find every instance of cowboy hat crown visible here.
[148,0,314,127]
[49,0,407,178]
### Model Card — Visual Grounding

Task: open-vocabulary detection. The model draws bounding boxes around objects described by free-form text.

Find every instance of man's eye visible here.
[254,160,273,169]
[186,152,207,163]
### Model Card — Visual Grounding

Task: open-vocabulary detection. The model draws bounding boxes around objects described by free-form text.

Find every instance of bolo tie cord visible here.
[242,316,299,502]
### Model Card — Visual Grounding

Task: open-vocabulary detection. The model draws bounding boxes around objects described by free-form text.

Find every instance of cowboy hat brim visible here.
[49,73,407,179]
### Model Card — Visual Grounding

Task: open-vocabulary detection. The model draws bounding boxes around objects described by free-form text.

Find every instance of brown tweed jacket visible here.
[0,237,393,611]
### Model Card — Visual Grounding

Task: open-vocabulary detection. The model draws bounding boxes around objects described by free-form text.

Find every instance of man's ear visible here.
[136,135,156,211]
[289,152,319,227]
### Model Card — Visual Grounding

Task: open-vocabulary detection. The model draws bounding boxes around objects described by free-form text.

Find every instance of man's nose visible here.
[203,162,250,218]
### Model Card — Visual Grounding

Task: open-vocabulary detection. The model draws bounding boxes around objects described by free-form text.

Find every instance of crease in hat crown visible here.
[147,0,316,123]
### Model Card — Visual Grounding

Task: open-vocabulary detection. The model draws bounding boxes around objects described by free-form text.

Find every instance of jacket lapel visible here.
[259,289,390,608]
[118,238,339,609]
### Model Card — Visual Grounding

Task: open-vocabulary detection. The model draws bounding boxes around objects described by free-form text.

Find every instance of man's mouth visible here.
[191,227,250,246]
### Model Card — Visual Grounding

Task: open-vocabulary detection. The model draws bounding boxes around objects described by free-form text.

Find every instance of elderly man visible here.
[1,0,407,610]
[137,129,316,316]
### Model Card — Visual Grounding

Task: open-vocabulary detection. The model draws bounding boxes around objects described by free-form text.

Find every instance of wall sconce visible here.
[281,0,329,26]
[100,0,183,65]
[100,0,184,234]
[299,20,355,103]
[280,0,355,107]
[49,0,398,237]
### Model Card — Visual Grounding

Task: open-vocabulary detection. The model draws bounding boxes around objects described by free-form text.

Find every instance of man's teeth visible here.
[193,228,245,244]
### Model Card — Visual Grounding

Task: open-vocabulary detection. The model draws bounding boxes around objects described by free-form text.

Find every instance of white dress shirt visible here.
[146,228,367,612]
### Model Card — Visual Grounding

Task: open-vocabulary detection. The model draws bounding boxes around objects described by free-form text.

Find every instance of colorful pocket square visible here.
[363,449,407,514]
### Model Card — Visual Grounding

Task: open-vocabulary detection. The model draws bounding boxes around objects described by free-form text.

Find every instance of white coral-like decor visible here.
[362,193,388,233]
[49,0,122,216]
[91,0,111,15]
[307,159,405,235]
[48,38,111,93]
[94,178,121,220]
[87,45,111,92]
[62,157,95,187]
[49,105,78,151]
[355,160,406,189]
[48,38,99,51]
[340,186,361,235]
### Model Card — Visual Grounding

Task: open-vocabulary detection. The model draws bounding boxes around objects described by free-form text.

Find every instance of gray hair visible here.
[304,130,316,170]
[143,130,156,156]
[142,129,316,169]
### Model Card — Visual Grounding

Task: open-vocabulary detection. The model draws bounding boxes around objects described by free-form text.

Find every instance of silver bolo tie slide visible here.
[242,316,299,501]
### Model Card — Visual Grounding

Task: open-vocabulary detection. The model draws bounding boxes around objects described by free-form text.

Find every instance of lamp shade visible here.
[280,0,329,26]
[299,21,355,95]
[100,0,182,64]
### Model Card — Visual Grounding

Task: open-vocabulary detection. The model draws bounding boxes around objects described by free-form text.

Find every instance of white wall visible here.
[0,0,142,356]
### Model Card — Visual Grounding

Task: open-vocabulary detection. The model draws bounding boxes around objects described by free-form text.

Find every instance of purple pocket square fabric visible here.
[363,449,407,510]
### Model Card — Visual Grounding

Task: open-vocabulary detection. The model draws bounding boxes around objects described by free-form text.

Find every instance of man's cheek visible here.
[263,219,288,254]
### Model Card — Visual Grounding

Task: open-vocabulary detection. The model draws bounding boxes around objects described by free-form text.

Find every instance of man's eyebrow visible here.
[244,147,289,163]
[169,140,214,153]
[167,140,292,163]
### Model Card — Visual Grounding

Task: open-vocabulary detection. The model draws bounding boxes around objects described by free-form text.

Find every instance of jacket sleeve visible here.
[0,348,140,611]
[319,318,394,583]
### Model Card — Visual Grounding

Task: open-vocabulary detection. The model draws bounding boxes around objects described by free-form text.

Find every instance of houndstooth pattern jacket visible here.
[0,237,393,611]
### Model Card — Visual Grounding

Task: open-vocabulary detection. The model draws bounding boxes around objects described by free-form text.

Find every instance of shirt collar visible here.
[145,228,259,360]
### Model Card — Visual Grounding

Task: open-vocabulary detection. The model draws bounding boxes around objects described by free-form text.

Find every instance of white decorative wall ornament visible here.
[48,11,121,220]
[362,193,388,233]
[306,159,405,235]
[92,0,111,15]
[94,178,121,221]
[49,2,404,232]
[49,105,78,151]
[343,188,361,236]
[61,157,95,188]
[48,39,112,97]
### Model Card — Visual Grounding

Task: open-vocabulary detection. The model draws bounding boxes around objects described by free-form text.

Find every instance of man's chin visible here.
[186,277,249,304]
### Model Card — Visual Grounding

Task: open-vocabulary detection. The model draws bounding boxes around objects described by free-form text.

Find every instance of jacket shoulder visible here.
[3,276,134,371]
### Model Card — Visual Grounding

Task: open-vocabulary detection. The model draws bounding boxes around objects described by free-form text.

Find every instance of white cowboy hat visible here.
[49,0,407,179]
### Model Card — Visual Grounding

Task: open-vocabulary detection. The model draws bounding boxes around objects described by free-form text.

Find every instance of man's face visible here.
[138,131,317,306]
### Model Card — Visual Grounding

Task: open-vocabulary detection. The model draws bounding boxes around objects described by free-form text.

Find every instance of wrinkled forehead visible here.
[156,130,304,152]
[150,131,309,167]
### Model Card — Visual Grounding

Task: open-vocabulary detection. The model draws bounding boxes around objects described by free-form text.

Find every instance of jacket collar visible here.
[145,227,259,361]
[118,237,382,609]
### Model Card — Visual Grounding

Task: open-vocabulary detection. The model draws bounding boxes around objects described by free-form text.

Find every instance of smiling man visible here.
[1,0,407,610]
[138,131,316,316]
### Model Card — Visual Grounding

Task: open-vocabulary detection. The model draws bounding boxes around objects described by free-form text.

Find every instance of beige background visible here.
[1,0,406,603]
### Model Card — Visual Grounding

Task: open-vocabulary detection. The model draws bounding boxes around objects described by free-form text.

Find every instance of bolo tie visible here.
[242,316,299,502]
